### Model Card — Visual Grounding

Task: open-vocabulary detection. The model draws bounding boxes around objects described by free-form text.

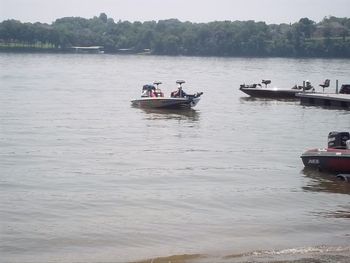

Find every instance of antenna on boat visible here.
[153,81,162,88]
[176,80,185,89]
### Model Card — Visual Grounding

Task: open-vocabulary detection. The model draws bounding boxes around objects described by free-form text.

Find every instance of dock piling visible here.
[336,79,339,94]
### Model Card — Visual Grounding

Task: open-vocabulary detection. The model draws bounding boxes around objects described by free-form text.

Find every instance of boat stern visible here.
[301,148,350,173]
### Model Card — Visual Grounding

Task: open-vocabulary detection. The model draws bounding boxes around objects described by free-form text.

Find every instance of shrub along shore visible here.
[1,14,350,57]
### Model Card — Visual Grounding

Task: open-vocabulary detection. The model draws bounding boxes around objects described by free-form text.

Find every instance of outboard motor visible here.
[328,131,350,149]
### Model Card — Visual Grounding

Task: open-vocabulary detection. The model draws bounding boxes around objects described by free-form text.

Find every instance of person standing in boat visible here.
[171,80,187,98]
[141,84,156,97]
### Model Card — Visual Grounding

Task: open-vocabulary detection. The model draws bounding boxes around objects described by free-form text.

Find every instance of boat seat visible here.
[262,79,271,88]
[319,79,330,93]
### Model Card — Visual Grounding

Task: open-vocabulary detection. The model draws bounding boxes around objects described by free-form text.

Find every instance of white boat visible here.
[239,79,314,99]
[131,80,203,109]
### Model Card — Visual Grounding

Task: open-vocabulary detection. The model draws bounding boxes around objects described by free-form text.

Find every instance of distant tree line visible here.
[1,13,350,57]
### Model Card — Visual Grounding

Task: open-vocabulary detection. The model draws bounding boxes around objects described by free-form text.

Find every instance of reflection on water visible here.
[239,96,298,102]
[302,169,350,220]
[302,168,350,195]
[300,104,350,112]
[320,209,350,219]
[137,107,201,121]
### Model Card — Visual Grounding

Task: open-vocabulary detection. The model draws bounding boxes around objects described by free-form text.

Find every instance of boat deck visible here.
[239,87,300,99]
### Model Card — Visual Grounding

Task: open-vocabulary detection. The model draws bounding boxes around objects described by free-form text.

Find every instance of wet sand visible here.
[133,246,350,263]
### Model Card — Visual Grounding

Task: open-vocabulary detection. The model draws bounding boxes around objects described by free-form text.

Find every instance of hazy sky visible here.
[0,0,349,24]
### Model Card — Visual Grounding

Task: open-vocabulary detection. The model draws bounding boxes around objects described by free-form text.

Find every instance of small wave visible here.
[132,246,350,263]
[132,253,203,263]
[224,245,350,262]
[261,245,350,255]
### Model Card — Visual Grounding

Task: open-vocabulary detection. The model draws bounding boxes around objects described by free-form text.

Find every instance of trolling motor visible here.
[187,92,203,99]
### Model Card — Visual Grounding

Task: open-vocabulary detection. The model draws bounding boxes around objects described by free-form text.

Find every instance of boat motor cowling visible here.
[328,131,350,149]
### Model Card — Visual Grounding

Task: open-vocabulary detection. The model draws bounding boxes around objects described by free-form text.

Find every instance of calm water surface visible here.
[1,53,350,263]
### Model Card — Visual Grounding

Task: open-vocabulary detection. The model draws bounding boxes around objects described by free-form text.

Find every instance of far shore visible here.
[1,46,349,59]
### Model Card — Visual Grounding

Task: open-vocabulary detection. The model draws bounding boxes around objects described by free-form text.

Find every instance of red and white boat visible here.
[131,81,203,109]
[301,132,350,173]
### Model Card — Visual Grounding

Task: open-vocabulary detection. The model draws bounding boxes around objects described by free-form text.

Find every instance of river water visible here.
[0,53,350,263]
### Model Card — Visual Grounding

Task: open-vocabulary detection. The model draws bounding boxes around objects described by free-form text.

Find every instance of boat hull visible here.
[240,87,300,99]
[131,97,201,109]
[301,148,350,173]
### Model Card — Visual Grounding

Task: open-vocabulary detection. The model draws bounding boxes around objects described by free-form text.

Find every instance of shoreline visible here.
[131,245,350,263]
[1,47,350,59]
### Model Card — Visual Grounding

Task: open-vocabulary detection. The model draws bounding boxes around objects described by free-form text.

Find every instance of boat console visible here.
[153,81,164,97]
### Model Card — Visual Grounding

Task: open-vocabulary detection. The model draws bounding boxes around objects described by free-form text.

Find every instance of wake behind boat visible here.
[131,80,203,109]
[239,79,314,99]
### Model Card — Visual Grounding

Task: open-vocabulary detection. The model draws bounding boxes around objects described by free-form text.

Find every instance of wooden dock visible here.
[296,92,350,109]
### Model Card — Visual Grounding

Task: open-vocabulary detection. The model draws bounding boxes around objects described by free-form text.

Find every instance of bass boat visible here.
[301,131,350,173]
[240,79,314,99]
[131,80,203,109]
